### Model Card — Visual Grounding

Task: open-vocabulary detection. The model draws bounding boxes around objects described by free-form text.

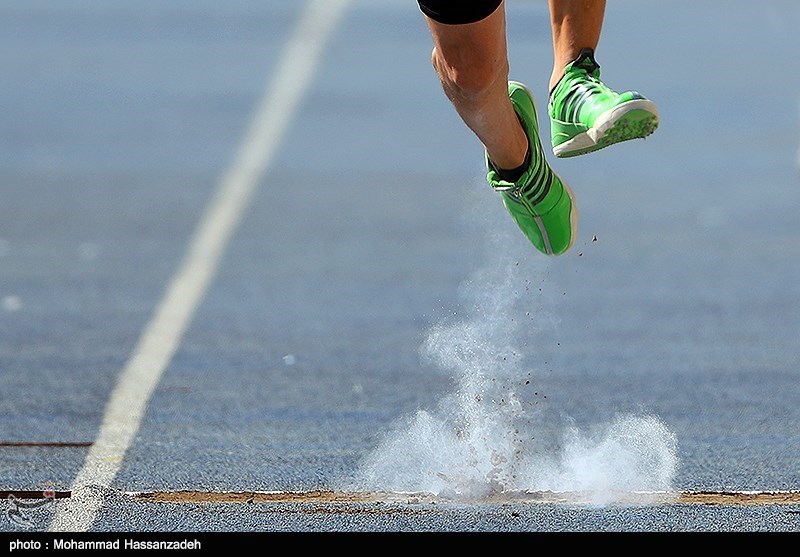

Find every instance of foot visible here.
[549,48,659,158]
[487,81,577,256]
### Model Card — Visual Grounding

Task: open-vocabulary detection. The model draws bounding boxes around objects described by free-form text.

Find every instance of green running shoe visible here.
[549,48,659,158]
[487,81,577,256]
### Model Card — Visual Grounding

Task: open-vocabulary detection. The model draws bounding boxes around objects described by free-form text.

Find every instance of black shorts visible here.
[417,0,503,25]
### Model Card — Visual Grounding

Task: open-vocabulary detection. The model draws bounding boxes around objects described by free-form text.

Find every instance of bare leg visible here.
[424,2,527,171]
[548,0,606,92]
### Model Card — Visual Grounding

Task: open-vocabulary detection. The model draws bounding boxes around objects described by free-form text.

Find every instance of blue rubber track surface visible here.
[0,0,798,532]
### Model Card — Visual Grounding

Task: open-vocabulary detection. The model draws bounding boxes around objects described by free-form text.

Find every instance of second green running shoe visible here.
[549,48,659,158]
[487,81,577,256]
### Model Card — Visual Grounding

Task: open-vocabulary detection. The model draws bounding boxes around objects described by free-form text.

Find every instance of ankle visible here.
[491,142,532,183]
[549,68,565,95]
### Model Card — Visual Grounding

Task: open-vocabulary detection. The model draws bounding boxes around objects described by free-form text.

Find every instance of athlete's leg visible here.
[418,0,577,256]
[546,0,659,158]
[423,1,528,173]
[548,0,606,92]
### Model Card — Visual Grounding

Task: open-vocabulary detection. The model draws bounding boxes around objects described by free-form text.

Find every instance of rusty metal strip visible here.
[0,442,93,447]
[1,490,71,499]
[126,489,800,506]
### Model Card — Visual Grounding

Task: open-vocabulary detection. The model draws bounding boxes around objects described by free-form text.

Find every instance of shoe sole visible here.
[553,99,659,158]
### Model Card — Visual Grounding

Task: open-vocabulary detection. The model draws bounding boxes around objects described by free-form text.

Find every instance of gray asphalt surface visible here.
[1,0,799,533]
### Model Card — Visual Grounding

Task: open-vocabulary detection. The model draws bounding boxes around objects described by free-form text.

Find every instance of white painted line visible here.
[49,0,354,532]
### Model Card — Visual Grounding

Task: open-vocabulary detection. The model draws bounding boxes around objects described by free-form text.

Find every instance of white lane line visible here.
[49,0,354,532]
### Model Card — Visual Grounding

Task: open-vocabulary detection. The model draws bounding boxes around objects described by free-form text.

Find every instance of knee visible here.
[431,45,507,102]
